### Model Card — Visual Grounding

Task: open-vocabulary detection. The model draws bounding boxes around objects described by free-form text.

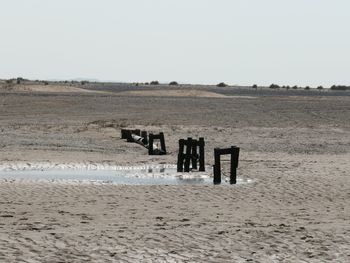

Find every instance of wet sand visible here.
[0,84,350,262]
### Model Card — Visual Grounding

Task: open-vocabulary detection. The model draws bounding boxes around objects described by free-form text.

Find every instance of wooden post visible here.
[134,129,141,136]
[191,139,198,170]
[230,146,240,184]
[121,129,127,139]
[141,131,148,144]
[126,130,133,142]
[159,132,166,154]
[230,146,236,184]
[148,133,154,155]
[214,148,221,184]
[199,137,205,172]
[177,139,185,172]
[184,138,192,172]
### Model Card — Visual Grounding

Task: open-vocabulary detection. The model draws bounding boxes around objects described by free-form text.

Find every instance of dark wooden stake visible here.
[184,137,192,172]
[214,148,221,184]
[159,132,166,154]
[199,137,205,172]
[148,133,154,155]
[213,146,240,185]
[141,130,148,144]
[230,146,240,184]
[191,139,198,170]
[177,139,185,172]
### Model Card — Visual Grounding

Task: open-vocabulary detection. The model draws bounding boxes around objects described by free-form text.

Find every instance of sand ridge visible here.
[117,89,228,98]
[0,84,109,94]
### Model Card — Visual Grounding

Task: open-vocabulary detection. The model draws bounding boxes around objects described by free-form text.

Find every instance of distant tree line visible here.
[330,85,350,91]
[268,84,325,90]
[3,77,350,91]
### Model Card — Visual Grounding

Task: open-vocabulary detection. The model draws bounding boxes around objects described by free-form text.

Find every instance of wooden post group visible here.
[213,146,240,184]
[121,129,241,185]
[177,137,205,172]
[121,129,166,155]
[121,129,141,142]
[148,132,167,155]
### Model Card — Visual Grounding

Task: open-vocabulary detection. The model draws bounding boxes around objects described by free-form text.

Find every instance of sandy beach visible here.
[0,83,349,262]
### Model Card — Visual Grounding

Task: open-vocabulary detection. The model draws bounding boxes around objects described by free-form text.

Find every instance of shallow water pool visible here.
[0,165,252,185]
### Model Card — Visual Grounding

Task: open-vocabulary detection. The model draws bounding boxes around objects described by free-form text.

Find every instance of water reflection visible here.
[0,165,252,186]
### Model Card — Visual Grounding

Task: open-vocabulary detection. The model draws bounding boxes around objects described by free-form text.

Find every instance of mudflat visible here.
[0,84,349,262]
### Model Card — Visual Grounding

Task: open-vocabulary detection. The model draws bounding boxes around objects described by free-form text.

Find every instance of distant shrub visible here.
[44,81,49,86]
[217,82,227,87]
[150,81,159,85]
[304,86,310,90]
[16,77,26,84]
[144,82,149,85]
[317,86,323,90]
[292,85,298,89]
[280,85,290,90]
[169,81,178,86]
[252,84,258,89]
[269,84,280,89]
[6,79,13,84]
[81,81,89,85]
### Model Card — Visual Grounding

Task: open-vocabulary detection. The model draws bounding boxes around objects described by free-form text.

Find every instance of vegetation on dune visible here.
[217,82,228,87]
[330,85,350,91]
[269,84,280,89]
[150,81,160,85]
[169,81,178,86]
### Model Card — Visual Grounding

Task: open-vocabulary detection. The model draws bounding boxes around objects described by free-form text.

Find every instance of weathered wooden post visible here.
[141,130,148,144]
[121,129,128,139]
[191,139,198,170]
[177,139,185,172]
[121,129,141,142]
[199,137,205,172]
[213,148,222,184]
[230,146,240,185]
[126,130,134,142]
[159,132,166,154]
[213,146,240,185]
[148,133,154,155]
[134,129,141,136]
[148,132,167,155]
[177,137,206,173]
[184,137,192,172]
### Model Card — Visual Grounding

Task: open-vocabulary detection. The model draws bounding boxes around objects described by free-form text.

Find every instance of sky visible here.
[0,0,349,87]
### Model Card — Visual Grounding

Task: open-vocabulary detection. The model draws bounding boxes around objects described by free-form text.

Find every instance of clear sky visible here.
[1,0,349,87]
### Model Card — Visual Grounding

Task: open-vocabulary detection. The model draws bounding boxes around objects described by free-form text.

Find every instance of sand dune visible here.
[0,84,106,94]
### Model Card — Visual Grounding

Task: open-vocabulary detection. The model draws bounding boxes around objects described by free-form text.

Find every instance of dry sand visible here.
[117,89,227,98]
[0,84,350,262]
[0,83,110,94]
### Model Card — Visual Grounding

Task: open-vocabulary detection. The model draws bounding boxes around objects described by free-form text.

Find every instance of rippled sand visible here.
[0,85,349,262]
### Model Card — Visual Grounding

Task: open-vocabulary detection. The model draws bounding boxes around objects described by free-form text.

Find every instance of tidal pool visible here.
[0,165,252,185]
